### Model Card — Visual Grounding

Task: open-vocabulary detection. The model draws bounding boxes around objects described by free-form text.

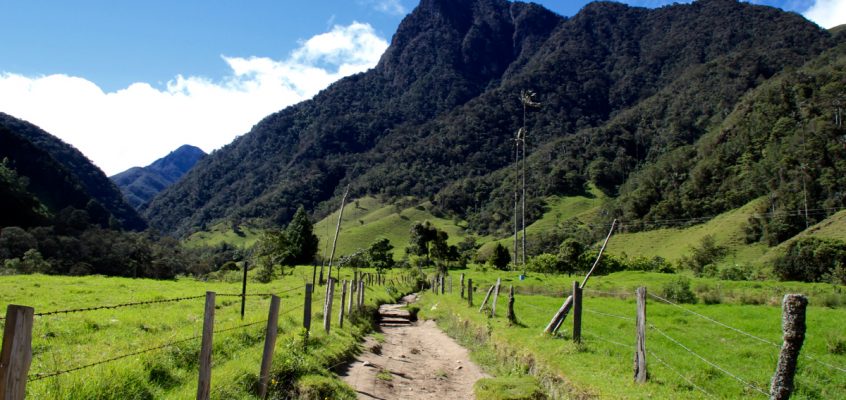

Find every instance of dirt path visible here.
[337,294,488,399]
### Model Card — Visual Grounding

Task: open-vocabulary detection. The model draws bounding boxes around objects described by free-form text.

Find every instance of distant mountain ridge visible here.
[0,112,146,230]
[145,0,836,237]
[111,145,206,209]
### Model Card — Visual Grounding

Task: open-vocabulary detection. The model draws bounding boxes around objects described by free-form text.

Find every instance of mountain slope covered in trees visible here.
[0,113,146,230]
[112,145,206,209]
[145,0,836,240]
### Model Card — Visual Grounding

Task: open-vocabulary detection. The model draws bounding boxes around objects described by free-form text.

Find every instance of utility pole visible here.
[519,90,540,272]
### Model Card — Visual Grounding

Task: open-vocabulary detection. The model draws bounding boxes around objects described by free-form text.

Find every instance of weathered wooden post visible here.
[506,285,516,324]
[348,279,355,315]
[303,284,313,334]
[479,285,495,314]
[634,287,647,383]
[440,274,445,295]
[467,279,473,307]
[339,280,347,328]
[323,278,335,334]
[197,291,216,400]
[358,280,365,310]
[258,295,281,399]
[572,281,582,344]
[241,261,248,320]
[460,274,465,299]
[770,294,808,400]
[491,278,502,317]
[0,305,34,400]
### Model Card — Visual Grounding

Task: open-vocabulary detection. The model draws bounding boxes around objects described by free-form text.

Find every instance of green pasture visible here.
[0,268,413,399]
[417,269,846,399]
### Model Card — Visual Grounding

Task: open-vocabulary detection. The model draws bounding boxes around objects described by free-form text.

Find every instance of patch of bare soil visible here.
[337,294,488,399]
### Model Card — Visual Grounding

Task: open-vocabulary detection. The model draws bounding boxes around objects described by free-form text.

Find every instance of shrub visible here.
[525,253,561,274]
[661,276,697,304]
[773,237,846,283]
[679,235,727,277]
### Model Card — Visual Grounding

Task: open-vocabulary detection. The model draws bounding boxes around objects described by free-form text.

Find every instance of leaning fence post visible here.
[573,281,583,344]
[348,279,355,315]
[770,294,808,400]
[323,278,335,334]
[339,280,347,328]
[0,305,34,400]
[634,287,647,383]
[197,291,216,400]
[491,278,502,317]
[258,295,281,399]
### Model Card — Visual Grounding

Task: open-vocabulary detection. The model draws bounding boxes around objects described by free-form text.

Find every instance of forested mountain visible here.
[0,113,146,230]
[111,145,206,209]
[146,0,836,239]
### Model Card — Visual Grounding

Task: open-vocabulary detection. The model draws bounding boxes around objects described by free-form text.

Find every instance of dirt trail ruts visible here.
[338,294,488,399]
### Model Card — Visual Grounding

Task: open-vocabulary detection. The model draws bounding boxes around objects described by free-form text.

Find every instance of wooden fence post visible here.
[197,291,216,400]
[358,280,365,310]
[339,280,347,328]
[323,278,335,334]
[303,284,313,333]
[258,295,281,399]
[506,285,516,325]
[479,285,494,314]
[440,274,445,295]
[467,279,473,307]
[460,274,465,299]
[491,278,502,317]
[0,305,34,400]
[544,295,574,335]
[572,281,582,344]
[348,279,355,315]
[634,287,647,383]
[770,294,808,400]
[241,261,248,320]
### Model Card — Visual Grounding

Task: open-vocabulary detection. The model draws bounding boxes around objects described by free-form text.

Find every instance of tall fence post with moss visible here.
[0,305,34,400]
[770,294,808,399]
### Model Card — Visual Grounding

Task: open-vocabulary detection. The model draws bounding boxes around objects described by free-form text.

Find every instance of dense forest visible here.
[145,0,837,244]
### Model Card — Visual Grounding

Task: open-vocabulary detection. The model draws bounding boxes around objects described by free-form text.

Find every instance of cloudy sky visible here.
[0,0,843,175]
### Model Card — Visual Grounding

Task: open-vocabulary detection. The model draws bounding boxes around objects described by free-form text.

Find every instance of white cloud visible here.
[0,22,388,176]
[360,0,407,16]
[803,0,846,28]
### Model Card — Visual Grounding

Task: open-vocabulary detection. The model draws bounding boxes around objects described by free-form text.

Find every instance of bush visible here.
[773,237,846,283]
[679,235,727,277]
[525,253,561,274]
[661,276,697,304]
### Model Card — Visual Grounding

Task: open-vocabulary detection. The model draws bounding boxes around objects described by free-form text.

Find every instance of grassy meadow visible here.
[0,267,413,399]
[416,269,846,399]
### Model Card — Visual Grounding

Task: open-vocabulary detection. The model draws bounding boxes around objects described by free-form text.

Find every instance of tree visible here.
[256,205,319,273]
[407,221,437,265]
[557,238,585,275]
[368,238,395,274]
[490,243,511,270]
[284,206,319,266]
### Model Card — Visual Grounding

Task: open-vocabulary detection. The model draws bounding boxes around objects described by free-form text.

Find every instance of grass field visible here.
[0,268,413,399]
[313,196,474,260]
[417,269,846,399]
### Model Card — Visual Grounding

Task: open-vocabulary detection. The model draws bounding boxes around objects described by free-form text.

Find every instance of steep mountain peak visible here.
[112,144,206,209]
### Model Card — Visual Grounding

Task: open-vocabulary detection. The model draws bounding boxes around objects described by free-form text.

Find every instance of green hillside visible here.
[313,197,473,260]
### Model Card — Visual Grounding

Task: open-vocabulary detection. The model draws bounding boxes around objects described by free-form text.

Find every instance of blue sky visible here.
[0,0,842,174]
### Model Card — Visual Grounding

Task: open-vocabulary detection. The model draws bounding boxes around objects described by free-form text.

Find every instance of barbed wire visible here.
[584,288,634,298]
[649,324,769,397]
[649,349,718,400]
[647,292,781,348]
[648,292,846,375]
[29,335,199,381]
[29,318,268,382]
[584,309,636,321]
[582,331,631,349]
[33,295,207,317]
